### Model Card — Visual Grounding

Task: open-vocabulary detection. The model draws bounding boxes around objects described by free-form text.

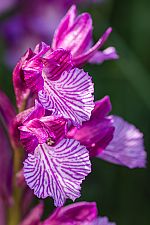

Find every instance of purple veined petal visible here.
[89,47,119,64]
[42,49,73,81]
[73,27,112,67]
[23,139,91,207]
[13,48,34,110]
[67,96,114,156]
[53,12,92,57]
[52,5,77,50]
[19,202,44,225]
[43,202,98,225]
[38,68,94,126]
[98,115,147,168]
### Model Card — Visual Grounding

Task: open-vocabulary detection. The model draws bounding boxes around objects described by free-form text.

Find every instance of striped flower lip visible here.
[18,101,91,206]
[24,139,91,207]
[23,45,94,126]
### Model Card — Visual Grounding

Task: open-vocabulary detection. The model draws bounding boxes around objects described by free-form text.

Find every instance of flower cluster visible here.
[10,5,146,209]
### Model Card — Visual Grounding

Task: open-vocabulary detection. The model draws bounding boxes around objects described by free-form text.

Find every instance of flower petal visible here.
[98,115,147,168]
[68,96,114,156]
[38,68,94,126]
[19,128,39,153]
[52,5,77,50]
[13,48,34,110]
[42,49,73,81]
[43,202,98,225]
[89,47,119,64]
[92,96,112,119]
[73,27,112,67]
[34,42,50,56]
[19,115,67,152]
[24,139,91,207]
[53,12,92,57]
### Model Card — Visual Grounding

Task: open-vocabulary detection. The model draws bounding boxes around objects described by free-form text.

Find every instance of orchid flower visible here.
[0,3,147,224]
[16,100,91,207]
[20,201,116,225]
[52,5,119,67]
[13,42,94,126]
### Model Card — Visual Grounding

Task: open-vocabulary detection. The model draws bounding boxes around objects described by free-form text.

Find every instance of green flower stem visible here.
[8,148,23,225]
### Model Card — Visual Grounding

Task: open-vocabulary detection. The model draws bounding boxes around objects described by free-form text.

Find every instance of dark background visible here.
[0,0,150,224]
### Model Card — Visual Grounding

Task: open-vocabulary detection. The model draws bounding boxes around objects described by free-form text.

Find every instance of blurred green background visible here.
[0,0,150,224]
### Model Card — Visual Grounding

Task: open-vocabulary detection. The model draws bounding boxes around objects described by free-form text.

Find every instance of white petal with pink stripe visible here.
[23,138,91,207]
[38,68,94,126]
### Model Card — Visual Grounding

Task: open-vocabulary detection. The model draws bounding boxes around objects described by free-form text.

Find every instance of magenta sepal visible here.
[68,96,114,157]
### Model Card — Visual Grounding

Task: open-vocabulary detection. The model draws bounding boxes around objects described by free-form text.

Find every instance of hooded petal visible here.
[19,202,44,225]
[24,139,91,207]
[13,49,34,110]
[98,115,147,168]
[73,27,112,67]
[23,49,73,93]
[52,5,77,50]
[38,68,94,126]
[42,49,73,81]
[43,202,97,225]
[19,115,67,152]
[68,96,114,156]
[89,47,119,64]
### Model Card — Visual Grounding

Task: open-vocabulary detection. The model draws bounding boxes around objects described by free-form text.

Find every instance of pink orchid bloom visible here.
[52,5,118,67]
